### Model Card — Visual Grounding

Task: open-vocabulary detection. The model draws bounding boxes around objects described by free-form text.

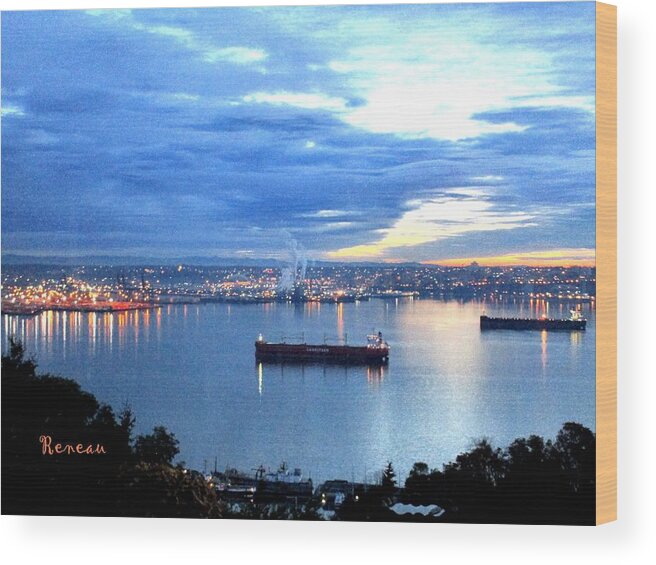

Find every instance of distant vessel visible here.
[255,462,314,502]
[213,462,313,502]
[370,291,417,299]
[480,309,586,331]
[1,303,41,316]
[255,332,390,364]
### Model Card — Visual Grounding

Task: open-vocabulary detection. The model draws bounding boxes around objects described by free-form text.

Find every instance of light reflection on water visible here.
[1,298,595,483]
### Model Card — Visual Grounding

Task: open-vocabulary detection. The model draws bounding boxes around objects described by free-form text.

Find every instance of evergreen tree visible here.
[382,461,397,489]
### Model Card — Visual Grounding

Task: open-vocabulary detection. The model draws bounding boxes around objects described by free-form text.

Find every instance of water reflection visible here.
[1,298,595,482]
[88,312,97,355]
[256,359,386,395]
[366,364,385,385]
[336,302,344,341]
[103,313,113,349]
[1,308,160,359]
[62,311,68,352]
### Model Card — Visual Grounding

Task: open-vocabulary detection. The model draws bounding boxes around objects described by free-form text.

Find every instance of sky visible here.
[1,3,597,266]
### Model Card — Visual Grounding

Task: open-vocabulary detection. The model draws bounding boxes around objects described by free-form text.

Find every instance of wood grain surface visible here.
[595,1,617,526]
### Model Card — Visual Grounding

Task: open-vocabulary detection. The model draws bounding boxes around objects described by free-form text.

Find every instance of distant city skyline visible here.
[2,3,596,266]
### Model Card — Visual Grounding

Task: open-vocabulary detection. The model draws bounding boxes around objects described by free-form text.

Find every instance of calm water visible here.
[2,298,595,483]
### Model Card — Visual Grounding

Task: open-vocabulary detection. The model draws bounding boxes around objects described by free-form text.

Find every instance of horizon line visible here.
[1,256,596,269]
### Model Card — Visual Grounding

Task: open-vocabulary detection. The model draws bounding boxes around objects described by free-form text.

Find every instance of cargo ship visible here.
[255,332,390,364]
[480,309,586,331]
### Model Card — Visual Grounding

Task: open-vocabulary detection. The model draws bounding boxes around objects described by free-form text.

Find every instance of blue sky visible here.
[1,3,596,264]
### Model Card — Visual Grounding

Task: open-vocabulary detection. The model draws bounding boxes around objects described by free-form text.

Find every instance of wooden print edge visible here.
[595,1,617,526]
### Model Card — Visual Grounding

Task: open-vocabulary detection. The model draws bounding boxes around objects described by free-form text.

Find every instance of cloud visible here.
[86,9,267,67]
[1,5,596,262]
[243,91,348,112]
[314,221,354,233]
[244,7,594,142]
[471,175,504,182]
[301,209,359,219]
[128,91,202,107]
[25,129,60,146]
[327,189,537,259]
[204,47,267,65]
[1,104,26,117]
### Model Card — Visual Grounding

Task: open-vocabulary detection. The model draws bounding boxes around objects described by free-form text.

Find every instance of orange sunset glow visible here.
[424,248,596,267]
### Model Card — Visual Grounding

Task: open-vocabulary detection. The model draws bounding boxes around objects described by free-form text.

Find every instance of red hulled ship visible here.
[255,332,390,364]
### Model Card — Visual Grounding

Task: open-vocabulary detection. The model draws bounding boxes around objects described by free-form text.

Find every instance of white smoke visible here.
[290,239,308,281]
[279,267,295,291]
[277,234,308,291]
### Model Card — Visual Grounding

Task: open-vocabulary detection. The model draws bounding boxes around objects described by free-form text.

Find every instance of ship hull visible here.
[255,342,389,364]
[480,315,586,331]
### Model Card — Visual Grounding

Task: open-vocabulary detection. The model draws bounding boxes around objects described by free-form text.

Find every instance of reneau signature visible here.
[39,435,107,455]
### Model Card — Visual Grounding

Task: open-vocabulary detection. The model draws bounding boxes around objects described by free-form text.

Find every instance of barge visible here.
[480,310,586,331]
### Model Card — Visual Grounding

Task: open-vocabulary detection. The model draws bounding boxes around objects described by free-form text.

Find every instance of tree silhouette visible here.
[134,426,180,466]
[382,461,397,489]
[400,424,596,525]
[2,341,219,517]
[409,462,429,478]
[444,438,506,487]
[554,421,595,492]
